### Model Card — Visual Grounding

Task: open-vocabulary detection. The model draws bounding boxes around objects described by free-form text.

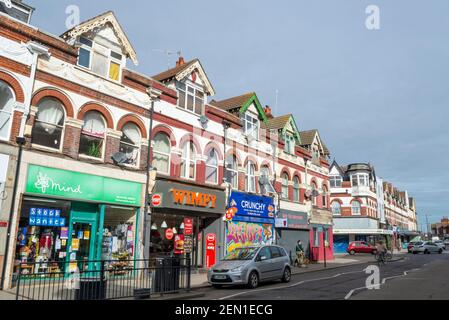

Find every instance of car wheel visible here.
[247,271,259,289]
[281,267,291,283]
[349,250,355,255]
[439,249,443,254]
[212,284,223,289]
[413,251,417,254]
[424,249,429,254]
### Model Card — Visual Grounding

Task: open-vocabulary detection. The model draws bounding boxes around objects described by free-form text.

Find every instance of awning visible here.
[333,228,394,235]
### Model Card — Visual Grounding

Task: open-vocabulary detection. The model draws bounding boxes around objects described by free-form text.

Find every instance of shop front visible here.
[13,165,142,277]
[225,191,275,254]
[149,179,226,268]
[275,209,310,263]
[309,208,334,262]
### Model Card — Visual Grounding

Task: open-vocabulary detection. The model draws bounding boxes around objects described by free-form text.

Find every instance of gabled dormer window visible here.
[77,37,123,82]
[176,81,204,115]
[241,112,259,140]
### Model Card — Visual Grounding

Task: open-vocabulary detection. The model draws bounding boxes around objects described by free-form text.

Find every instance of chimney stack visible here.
[264,106,273,119]
[176,56,185,67]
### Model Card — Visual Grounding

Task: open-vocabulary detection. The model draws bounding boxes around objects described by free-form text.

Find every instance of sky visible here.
[26,0,449,230]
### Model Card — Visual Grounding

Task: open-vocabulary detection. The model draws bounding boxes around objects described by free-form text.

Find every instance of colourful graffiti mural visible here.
[226,221,273,253]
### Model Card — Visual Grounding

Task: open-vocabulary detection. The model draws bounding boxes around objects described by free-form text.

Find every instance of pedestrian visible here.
[295,240,305,267]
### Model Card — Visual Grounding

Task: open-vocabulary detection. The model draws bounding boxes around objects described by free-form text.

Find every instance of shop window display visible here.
[150,214,193,258]
[15,199,71,276]
[101,206,137,271]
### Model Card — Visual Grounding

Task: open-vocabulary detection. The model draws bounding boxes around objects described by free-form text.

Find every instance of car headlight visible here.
[231,266,243,272]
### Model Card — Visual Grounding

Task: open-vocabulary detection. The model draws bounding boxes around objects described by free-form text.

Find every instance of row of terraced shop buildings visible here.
[0,1,418,289]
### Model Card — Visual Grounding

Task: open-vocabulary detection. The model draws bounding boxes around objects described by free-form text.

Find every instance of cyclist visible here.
[376,240,387,262]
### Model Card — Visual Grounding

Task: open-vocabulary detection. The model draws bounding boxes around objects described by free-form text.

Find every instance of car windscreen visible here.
[223,247,259,261]
[415,242,423,245]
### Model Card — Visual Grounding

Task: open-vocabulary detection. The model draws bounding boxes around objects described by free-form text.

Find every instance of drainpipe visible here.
[221,121,230,259]
[143,87,161,264]
[0,42,50,290]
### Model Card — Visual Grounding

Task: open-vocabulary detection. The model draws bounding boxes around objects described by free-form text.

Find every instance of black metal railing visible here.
[14,257,191,300]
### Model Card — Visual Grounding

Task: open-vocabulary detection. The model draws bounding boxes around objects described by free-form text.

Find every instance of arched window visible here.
[181,141,196,179]
[205,148,218,184]
[312,182,318,206]
[0,81,14,140]
[79,111,106,159]
[322,185,328,207]
[119,122,141,166]
[352,200,361,215]
[225,154,238,189]
[245,161,256,193]
[153,133,170,174]
[293,176,300,202]
[331,201,341,215]
[281,173,289,199]
[32,97,65,149]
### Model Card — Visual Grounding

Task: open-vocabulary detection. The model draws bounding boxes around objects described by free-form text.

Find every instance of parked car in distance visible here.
[444,237,449,246]
[208,245,291,289]
[347,241,377,255]
[434,240,445,250]
[411,241,443,254]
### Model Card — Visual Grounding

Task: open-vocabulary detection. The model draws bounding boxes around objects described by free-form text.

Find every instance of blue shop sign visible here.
[29,207,65,227]
[228,191,275,220]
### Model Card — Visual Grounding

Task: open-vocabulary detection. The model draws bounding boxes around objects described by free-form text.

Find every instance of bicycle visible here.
[374,251,392,265]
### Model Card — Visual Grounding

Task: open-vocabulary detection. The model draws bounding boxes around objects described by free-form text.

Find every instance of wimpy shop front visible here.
[225,191,275,254]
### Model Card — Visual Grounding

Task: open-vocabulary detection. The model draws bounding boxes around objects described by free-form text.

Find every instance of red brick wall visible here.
[105,135,120,165]
[9,110,22,144]
[62,125,81,159]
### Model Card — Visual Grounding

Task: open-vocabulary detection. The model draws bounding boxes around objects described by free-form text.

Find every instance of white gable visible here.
[330,166,341,175]
[247,103,258,116]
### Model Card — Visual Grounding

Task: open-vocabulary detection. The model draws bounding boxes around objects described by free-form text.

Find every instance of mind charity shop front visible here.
[13,164,143,279]
[225,191,275,254]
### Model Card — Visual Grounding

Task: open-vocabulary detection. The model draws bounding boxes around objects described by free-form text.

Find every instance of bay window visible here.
[153,133,170,174]
[79,111,105,159]
[0,81,14,140]
[352,173,369,187]
[119,123,141,166]
[32,97,65,150]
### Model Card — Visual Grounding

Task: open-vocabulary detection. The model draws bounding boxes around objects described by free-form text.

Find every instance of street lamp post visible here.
[143,87,162,262]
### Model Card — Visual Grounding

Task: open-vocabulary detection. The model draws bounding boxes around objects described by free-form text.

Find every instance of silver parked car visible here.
[208,245,291,289]
[434,240,446,250]
[411,241,443,254]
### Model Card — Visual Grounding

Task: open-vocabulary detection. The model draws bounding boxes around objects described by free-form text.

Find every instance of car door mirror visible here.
[259,255,267,261]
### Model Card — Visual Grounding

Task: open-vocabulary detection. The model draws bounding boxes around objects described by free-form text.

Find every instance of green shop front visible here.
[14,165,143,277]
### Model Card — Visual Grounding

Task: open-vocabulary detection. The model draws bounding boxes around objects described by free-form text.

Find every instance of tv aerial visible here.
[151,49,182,70]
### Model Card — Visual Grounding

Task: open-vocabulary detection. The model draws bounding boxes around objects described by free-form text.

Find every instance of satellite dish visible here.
[198,115,209,129]
[312,189,320,197]
[305,190,312,198]
[112,152,132,166]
